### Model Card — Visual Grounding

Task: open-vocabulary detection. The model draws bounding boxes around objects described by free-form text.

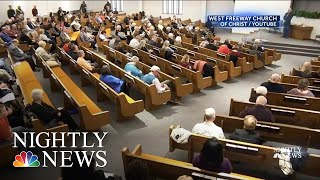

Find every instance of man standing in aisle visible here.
[32,5,38,17]
[283,8,293,38]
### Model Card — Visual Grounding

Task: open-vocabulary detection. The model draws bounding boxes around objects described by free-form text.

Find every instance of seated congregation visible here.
[1,1,320,180]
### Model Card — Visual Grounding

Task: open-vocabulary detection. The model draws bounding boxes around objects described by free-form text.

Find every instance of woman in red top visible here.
[217,44,230,54]
[179,54,192,69]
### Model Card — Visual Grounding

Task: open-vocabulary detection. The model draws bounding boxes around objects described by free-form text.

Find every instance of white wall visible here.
[232,0,292,34]
[206,0,234,16]
[142,1,206,22]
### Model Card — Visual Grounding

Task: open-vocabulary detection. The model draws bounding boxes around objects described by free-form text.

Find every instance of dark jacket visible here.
[230,129,261,144]
[260,81,285,93]
[205,43,218,51]
[7,43,28,61]
[30,101,59,125]
[283,12,293,27]
[7,9,15,18]
[239,104,275,123]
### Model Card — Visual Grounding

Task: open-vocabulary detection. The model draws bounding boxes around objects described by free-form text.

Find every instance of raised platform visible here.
[216,29,320,57]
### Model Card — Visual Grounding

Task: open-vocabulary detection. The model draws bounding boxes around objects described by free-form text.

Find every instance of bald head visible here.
[270,73,280,83]
[256,96,267,106]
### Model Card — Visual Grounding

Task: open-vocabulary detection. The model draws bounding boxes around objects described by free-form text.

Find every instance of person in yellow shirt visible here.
[76,50,100,73]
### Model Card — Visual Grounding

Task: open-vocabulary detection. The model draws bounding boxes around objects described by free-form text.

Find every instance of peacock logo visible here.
[13,151,40,167]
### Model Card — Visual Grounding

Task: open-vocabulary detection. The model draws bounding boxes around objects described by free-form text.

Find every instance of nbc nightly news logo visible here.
[12,132,108,168]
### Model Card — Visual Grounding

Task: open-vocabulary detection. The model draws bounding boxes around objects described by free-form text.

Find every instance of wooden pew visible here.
[114,47,194,100]
[171,44,244,78]
[230,40,276,64]
[215,115,320,149]
[178,42,242,79]
[311,60,320,66]
[169,125,320,178]
[281,73,320,87]
[123,44,214,92]
[145,43,229,83]
[229,99,320,129]
[278,82,320,97]
[179,41,254,73]
[36,55,110,131]
[62,46,145,121]
[6,53,68,160]
[122,144,262,180]
[250,87,320,111]
[102,45,172,110]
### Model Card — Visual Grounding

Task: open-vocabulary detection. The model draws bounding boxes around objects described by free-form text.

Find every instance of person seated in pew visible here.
[167,33,175,45]
[217,44,230,55]
[35,41,57,62]
[30,89,78,131]
[0,104,33,151]
[69,44,79,60]
[199,38,210,48]
[254,39,265,52]
[114,40,129,55]
[100,64,128,94]
[129,34,141,49]
[229,44,244,58]
[156,37,164,48]
[287,79,315,97]
[38,28,52,43]
[193,60,214,78]
[249,86,267,102]
[125,159,150,180]
[192,108,225,138]
[137,40,149,53]
[174,36,183,47]
[260,73,285,93]
[63,39,71,53]
[179,54,192,69]
[192,137,232,173]
[204,40,217,51]
[162,40,174,60]
[248,44,262,61]
[147,34,158,47]
[142,65,170,93]
[7,40,39,71]
[77,50,100,73]
[177,175,193,180]
[99,30,110,42]
[70,18,81,32]
[239,96,275,123]
[294,62,313,78]
[80,26,97,49]
[0,27,13,44]
[230,115,261,144]
[124,56,144,79]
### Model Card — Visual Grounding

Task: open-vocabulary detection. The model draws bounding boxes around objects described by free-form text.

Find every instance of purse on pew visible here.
[46,60,60,67]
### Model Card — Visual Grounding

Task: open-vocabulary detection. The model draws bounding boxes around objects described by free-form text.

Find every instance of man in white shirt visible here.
[129,34,141,49]
[192,108,225,138]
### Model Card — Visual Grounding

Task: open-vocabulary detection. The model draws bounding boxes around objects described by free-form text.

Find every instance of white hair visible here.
[168,33,174,39]
[256,96,267,106]
[204,107,216,120]
[256,86,267,96]
[31,89,44,101]
[38,41,46,48]
[175,36,182,43]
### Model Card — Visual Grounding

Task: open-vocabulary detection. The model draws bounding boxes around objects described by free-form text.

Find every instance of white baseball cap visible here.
[150,65,160,72]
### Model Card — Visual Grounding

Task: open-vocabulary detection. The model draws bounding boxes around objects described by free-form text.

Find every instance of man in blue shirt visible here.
[124,56,144,79]
[0,27,13,44]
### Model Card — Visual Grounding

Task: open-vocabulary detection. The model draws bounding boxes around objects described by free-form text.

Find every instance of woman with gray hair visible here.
[29,89,78,131]
[124,56,144,79]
